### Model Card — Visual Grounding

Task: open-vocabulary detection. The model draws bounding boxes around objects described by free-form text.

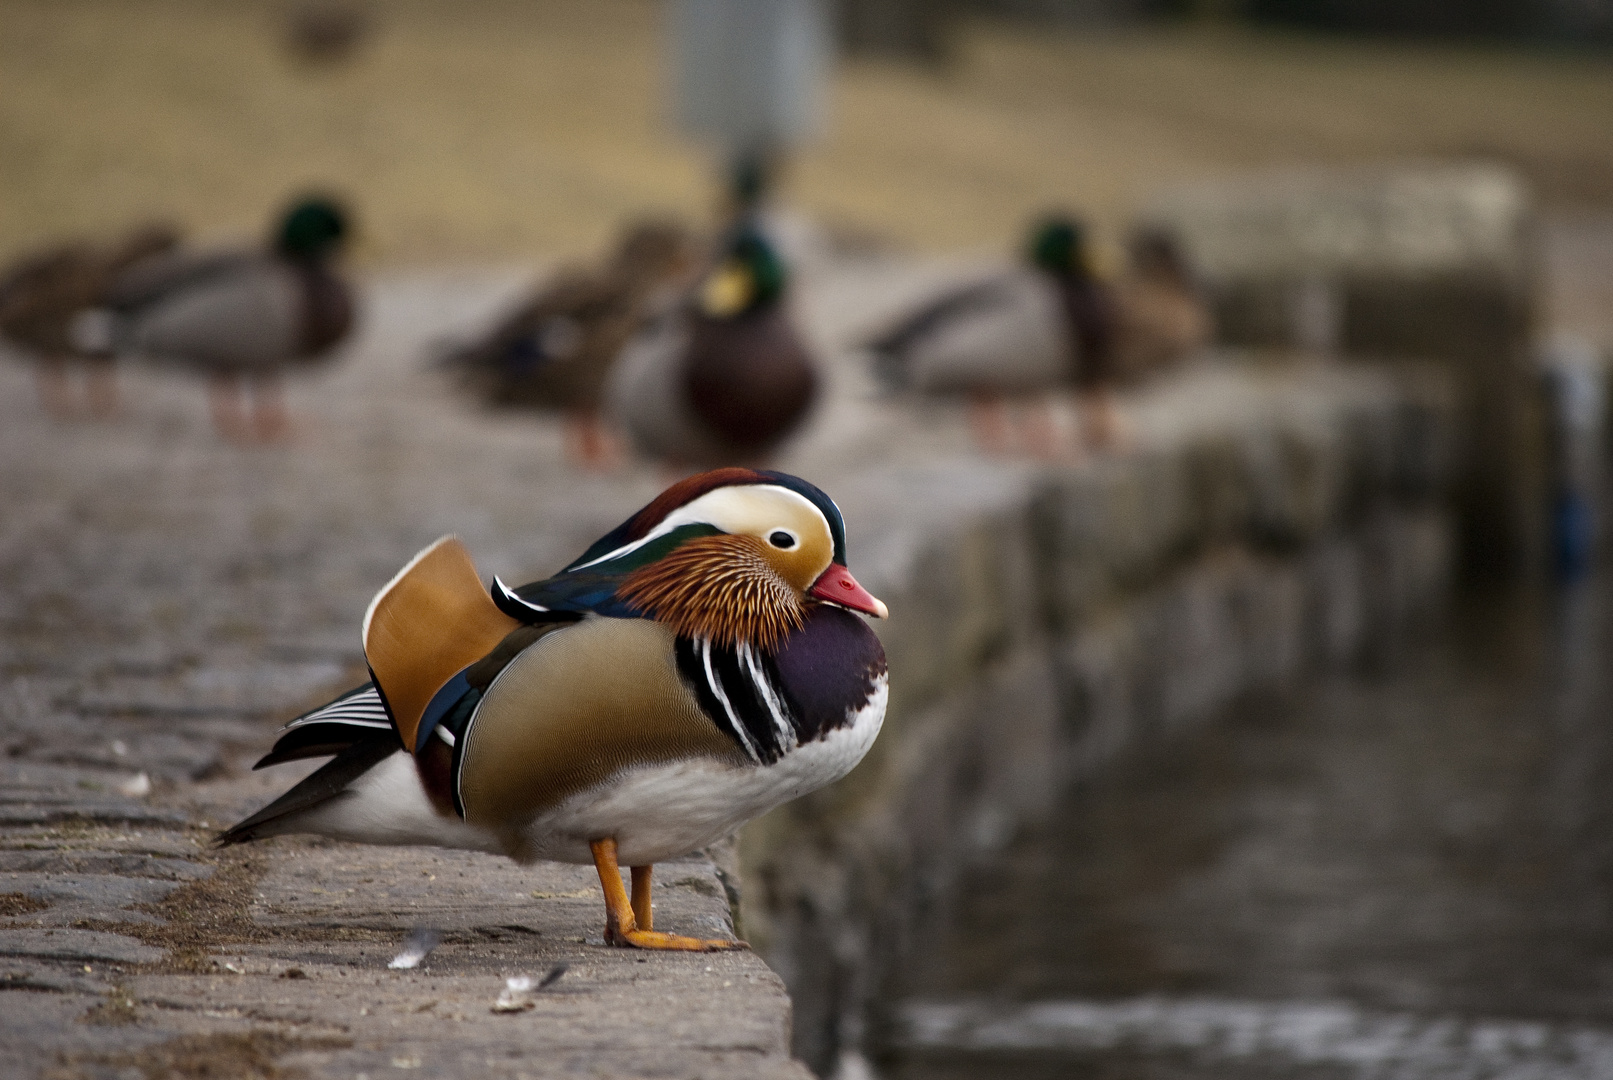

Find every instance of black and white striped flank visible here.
[675,637,800,766]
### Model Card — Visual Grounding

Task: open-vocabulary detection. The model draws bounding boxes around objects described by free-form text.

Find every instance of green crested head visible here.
[1028,215,1089,278]
[699,227,787,319]
[276,197,350,260]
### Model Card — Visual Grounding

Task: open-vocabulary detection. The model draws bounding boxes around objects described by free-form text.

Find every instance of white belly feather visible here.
[294,674,888,867]
[528,674,887,865]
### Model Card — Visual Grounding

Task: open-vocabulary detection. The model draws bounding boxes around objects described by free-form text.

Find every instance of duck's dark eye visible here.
[768,531,796,549]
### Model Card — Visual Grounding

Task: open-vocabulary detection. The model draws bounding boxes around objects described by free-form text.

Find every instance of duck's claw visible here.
[606,927,748,952]
[590,838,745,953]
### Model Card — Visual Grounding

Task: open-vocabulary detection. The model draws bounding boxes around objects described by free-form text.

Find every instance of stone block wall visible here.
[1141,165,1539,573]
[736,360,1457,1075]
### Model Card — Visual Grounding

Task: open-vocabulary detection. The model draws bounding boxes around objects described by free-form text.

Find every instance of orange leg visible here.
[84,358,119,420]
[967,390,1012,456]
[250,374,291,443]
[565,408,620,471]
[631,865,653,931]
[589,838,743,952]
[1022,399,1066,461]
[1078,387,1128,453]
[35,359,75,419]
[209,373,251,442]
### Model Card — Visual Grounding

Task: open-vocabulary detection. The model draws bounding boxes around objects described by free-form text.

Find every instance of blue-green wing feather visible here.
[495,524,723,623]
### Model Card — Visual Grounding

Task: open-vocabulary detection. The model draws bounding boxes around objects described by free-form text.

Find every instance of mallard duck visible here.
[446,219,698,467]
[606,228,819,467]
[867,216,1121,456]
[91,197,355,443]
[1109,226,1212,382]
[0,223,179,419]
[220,468,888,951]
[283,2,371,66]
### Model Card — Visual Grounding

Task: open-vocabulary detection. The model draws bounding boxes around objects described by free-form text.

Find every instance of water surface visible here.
[886,581,1613,1079]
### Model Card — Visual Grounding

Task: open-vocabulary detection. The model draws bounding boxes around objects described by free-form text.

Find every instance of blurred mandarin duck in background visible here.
[220,468,888,951]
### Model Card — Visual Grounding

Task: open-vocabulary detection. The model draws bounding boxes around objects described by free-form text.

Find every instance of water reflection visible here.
[885,578,1613,1079]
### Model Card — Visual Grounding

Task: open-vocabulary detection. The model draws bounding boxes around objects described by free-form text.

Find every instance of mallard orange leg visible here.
[84,358,119,420]
[1022,399,1068,461]
[565,408,620,471]
[35,359,75,419]
[967,390,1012,456]
[589,838,744,951]
[1077,387,1128,453]
[249,374,291,443]
[209,373,252,442]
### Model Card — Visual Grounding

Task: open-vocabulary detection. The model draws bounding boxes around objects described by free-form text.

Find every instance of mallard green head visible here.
[1028,216,1092,279]
[276,197,350,261]
[699,229,787,319]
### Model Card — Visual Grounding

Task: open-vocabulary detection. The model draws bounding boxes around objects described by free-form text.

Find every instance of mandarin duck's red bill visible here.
[220,468,888,951]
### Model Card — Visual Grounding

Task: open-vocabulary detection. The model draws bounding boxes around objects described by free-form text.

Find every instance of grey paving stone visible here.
[0,928,166,965]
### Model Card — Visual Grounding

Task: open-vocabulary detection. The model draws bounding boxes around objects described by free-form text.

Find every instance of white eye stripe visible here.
[570,485,826,570]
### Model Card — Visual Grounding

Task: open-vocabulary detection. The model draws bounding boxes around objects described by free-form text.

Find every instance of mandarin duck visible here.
[220,468,888,951]
[605,228,819,467]
[866,215,1123,457]
[86,197,355,443]
[0,223,180,419]
[445,219,699,467]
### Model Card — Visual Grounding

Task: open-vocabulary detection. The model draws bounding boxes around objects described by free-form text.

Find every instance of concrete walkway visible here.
[0,266,870,1080]
[0,254,1458,1078]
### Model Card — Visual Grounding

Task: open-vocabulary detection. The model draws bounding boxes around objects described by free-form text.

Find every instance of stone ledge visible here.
[741,359,1457,1075]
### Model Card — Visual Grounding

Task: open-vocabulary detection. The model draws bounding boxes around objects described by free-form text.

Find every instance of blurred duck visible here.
[446,220,699,467]
[606,228,818,467]
[1109,226,1212,382]
[867,216,1120,457]
[283,2,372,66]
[0,223,180,419]
[88,198,355,443]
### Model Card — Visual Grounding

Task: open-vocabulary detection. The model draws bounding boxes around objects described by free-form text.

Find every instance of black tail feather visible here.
[253,681,395,769]
[254,720,390,769]
[217,735,398,847]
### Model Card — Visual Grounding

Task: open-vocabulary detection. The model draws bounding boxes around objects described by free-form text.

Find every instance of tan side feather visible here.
[618,535,804,650]
[363,536,521,753]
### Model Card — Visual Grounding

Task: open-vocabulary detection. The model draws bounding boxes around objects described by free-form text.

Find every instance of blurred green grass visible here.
[1,0,1610,264]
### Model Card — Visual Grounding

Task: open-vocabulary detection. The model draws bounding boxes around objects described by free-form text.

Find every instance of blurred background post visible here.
[670,0,832,215]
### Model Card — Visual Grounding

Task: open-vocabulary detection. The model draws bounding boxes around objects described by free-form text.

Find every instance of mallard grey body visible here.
[106,249,353,374]
[870,268,1073,395]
